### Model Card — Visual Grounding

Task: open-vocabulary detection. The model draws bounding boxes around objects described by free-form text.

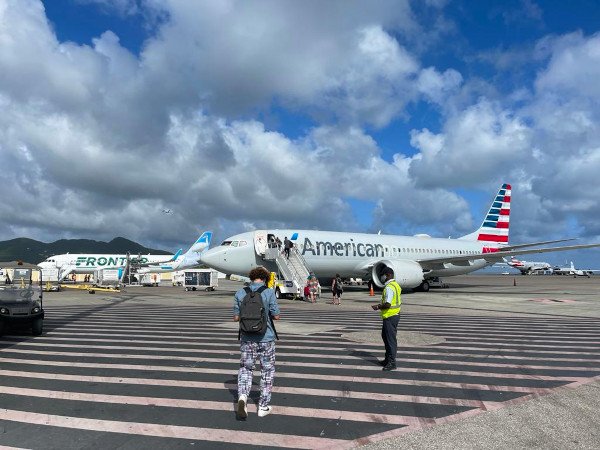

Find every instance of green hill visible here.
[0,237,171,264]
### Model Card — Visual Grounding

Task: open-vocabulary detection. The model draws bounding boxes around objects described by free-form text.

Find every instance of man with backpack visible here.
[234,266,280,419]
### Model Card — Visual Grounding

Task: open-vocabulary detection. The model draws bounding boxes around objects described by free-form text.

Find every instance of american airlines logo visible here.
[301,237,385,257]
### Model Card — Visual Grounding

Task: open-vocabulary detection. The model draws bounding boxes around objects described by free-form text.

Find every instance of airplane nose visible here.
[199,247,221,268]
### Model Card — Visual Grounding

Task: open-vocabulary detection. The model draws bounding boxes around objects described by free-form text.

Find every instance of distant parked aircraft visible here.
[552,261,599,277]
[506,256,552,275]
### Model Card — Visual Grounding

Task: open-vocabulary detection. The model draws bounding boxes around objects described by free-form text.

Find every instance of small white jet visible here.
[506,256,552,275]
[199,184,600,291]
[552,261,598,277]
[38,232,212,280]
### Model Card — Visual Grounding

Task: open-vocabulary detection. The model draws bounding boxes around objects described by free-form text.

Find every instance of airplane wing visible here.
[130,249,183,267]
[499,238,576,251]
[418,242,600,270]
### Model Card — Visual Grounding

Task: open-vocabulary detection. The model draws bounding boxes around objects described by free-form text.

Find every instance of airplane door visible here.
[254,231,268,256]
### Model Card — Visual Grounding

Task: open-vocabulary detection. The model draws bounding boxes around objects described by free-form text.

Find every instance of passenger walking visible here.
[332,273,343,305]
[371,267,402,371]
[283,237,292,258]
[308,274,319,303]
[234,266,280,418]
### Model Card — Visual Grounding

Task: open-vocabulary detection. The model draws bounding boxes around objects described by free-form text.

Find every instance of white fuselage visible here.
[508,259,551,274]
[200,229,498,281]
[38,253,174,274]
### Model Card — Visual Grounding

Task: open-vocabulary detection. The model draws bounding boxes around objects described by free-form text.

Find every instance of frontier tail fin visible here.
[461,184,511,244]
[186,231,213,254]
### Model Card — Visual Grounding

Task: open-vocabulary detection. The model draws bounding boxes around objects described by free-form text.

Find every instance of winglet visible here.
[170,249,183,261]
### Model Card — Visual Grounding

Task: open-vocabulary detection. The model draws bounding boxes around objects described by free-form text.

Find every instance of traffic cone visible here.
[369,285,374,296]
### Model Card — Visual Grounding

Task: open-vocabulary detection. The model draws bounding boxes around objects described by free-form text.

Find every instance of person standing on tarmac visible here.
[234,266,280,418]
[371,267,402,371]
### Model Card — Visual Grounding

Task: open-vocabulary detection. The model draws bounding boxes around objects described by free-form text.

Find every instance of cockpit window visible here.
[221,241,232,246]
[239,240,248,246]
[231,241,239,247]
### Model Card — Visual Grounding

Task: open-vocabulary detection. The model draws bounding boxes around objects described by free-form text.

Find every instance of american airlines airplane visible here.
[506,257,552,275]
[38,232,212,280]
[199,184,600,291]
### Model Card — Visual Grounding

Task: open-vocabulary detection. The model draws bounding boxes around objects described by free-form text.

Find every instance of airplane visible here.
[38,232,212,280]
[199,184,600,291]
[162,209,173,215]
[552,261,599,277]
[505,256,552,275]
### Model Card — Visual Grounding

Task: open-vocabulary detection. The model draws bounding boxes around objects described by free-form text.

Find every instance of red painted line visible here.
[0,385,429,427]
[0,408,344,449]
[478,234,509,242]
[0,357,551,394]
[0,369,495,408]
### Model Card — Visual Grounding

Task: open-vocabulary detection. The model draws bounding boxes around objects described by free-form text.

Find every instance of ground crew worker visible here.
[371,267,401,371]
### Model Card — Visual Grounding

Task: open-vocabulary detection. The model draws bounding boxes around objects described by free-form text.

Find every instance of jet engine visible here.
[372,260,424,289]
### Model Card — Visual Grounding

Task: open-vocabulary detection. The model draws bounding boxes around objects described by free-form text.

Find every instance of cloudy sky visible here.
[1,0,599,266]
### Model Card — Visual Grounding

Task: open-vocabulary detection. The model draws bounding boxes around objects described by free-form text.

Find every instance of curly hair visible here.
[248,266,270,281]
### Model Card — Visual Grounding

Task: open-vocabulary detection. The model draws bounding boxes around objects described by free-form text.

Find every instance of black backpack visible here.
[239,286,268,335]
[336,276,343,292]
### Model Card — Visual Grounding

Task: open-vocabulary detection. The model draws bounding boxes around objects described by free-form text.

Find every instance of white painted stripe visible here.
[0,408,344,449]
[0,348,587,381]
[1,340,596,371]
[20,336,600,363]
[0,356,551,393]
[0,385,431,427]
[0,369,497,408]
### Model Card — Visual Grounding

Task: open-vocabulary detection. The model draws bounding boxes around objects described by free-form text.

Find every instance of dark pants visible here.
[381,314,400,365]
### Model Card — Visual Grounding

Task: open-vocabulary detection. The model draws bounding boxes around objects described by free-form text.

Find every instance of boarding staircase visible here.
[263,245,311,294]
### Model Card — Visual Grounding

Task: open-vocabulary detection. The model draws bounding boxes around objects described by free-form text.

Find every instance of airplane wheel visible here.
[420,281,430,292]
[32,318,43,336]
[275,288,281,299]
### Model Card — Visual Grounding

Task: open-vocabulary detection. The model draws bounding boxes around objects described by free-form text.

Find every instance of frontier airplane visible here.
[199,184,600,291]
[38,232,212,280]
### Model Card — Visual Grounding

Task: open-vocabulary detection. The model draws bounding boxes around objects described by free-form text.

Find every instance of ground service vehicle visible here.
[0,262,44,336]
[184,269,218,291]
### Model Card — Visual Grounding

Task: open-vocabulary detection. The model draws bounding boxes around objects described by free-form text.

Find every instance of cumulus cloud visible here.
[1,0,599,256]
[408,99,532,188]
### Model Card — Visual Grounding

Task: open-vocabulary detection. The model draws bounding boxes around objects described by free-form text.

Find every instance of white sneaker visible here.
[257,406,272,417]
[237,394,248,418]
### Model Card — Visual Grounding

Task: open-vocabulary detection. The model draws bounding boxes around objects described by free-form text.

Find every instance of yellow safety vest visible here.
[380,280,402,319]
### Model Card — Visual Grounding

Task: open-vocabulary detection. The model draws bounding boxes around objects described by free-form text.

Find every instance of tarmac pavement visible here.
[0,274,598,449]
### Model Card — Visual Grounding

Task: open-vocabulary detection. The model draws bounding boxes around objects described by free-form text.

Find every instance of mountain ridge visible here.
[0,237,171,264]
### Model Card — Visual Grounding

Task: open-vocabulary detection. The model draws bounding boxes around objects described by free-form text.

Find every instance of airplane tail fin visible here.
[186,231,213,255]
[460,183,511,244]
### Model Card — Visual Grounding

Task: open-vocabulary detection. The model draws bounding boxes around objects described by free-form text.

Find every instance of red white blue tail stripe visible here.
[476,184,511,243]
